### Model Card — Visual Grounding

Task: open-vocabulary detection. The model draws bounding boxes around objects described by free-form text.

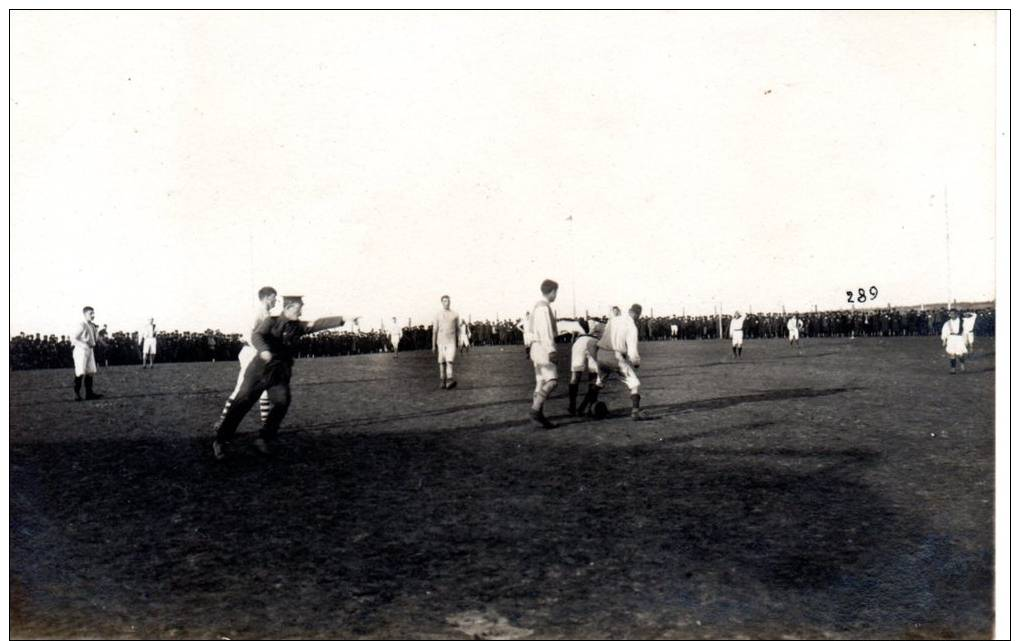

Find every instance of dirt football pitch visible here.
[10,337,995,639]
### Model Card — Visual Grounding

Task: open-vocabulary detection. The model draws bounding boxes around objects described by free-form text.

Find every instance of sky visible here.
[10,10,1000,335]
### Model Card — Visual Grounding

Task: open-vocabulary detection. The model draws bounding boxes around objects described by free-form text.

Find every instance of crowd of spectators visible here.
[9,307,995,371]
[636,308,996,341]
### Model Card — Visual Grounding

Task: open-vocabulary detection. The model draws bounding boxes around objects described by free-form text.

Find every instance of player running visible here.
[212,295,352,460]
[432,295,460,389]
[216,287,278,427]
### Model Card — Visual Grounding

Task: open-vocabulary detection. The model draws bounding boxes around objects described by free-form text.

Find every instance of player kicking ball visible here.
[432,295,460,389]
[211,295,354,461]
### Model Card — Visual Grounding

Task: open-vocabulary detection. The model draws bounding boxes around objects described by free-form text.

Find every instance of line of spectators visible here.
[637,309,996,341]
[9,307,995,371]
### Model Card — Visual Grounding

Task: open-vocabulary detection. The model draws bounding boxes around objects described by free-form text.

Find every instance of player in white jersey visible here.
[941,308,969,374]
[388,317,402,355]
[71,306,103,401]
[518,312,532,358]
[787,314,802,349]
[432,295,460,389]
[568,319,604,416]
[139,318,158,368]
[729,311,745,360]
[459,319,471,353]
[526,279,559,428]
[216,287,278,426]
[593,303,648,421]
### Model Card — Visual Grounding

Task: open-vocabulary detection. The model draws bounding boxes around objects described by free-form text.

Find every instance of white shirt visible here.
[787,317,800,332]
[941,318,965,340]
[598,314,640,365]
[242,305,273,345]
[528,301,557,352]
[962,313,977,334]
[729,316,745,335]
[72,320,97,349]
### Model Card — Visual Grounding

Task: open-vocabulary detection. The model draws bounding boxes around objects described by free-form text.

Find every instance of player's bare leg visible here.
[445,363,457,390]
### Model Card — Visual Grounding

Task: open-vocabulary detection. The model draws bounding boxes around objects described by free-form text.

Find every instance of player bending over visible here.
[569,319,604,417]
[590,303,648,421]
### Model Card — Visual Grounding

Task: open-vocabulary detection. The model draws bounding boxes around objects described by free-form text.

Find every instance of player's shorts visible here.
[390,334,400,348]
[570,343,599,375]
[459,336,470,347]
[731,330,744,347]
[73,345,97,377]
[966,332,975,347]
[142,337,157,355]
[596,349,640,393]
[788,330,800,341]
[437,343,457,363]
[530,344,558,384]
[945,334,968,356]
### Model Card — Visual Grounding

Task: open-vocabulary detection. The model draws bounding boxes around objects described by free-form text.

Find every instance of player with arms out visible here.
[526,279,559,429]
[212,295,354,460]
[432,295,460,389]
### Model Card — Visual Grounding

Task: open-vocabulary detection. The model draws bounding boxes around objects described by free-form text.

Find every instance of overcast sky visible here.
[10,10,999,335]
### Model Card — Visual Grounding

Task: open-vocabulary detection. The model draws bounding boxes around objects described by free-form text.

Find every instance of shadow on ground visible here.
[11,421,991,639]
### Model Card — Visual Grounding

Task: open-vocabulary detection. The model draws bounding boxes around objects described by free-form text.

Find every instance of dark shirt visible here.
[252,315,346,364]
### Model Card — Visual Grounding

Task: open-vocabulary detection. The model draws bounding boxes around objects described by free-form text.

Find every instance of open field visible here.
[10,337,995,639]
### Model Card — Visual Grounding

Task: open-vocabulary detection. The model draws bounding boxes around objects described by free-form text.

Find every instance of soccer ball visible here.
[592,401,609,420]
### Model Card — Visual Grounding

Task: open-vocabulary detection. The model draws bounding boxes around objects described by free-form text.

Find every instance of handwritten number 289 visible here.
[847,286,879,304]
